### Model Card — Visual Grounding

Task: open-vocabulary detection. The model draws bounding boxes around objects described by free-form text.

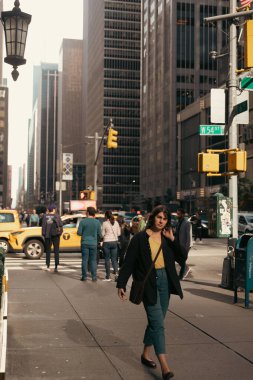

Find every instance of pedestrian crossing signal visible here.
[228,151,247,172]
[79,190,95,200]
[198,153,219,173]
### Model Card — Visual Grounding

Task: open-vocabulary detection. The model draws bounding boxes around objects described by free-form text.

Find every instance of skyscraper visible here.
[58,39,85,204]
[141,0,229,205]
[83,0,141,209]
[33,63,58,204]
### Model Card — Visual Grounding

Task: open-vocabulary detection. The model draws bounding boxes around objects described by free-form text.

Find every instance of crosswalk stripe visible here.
[5,258,107,273]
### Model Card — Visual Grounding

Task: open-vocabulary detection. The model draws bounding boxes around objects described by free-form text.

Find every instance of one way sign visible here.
[235,91,249,124]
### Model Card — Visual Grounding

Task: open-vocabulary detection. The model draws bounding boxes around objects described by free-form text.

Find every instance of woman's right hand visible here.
[118,288,127,301]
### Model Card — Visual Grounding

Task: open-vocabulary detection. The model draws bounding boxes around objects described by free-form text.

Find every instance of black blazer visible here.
[116,231,187,305]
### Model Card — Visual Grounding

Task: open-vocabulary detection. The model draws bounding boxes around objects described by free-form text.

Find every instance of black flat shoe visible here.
[141,355,156,368]
[163,371,174,380]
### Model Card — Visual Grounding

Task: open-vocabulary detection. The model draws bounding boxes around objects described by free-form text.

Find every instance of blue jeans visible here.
[81,244,97,280]
[103,241,118,278]
[143,268,170,355]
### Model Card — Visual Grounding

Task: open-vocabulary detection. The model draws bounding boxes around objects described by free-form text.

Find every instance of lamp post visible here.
[1,0,32,81]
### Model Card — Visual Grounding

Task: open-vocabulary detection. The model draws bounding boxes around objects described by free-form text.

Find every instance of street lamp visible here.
[1,0,32,81]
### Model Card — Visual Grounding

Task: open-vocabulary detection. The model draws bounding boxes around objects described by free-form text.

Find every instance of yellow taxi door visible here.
[60,217,82,251]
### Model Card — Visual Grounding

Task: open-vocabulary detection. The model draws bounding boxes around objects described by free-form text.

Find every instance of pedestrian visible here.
[24,211,30,226]
[117,215,131,268]
[29,209,40,227]
[77,206,102,282]
[137,214,146,232]
[102,210,121,281]
[175,208,192,280]
[117,205,186,380]
[192,211,202,243]
[42,204,63,272]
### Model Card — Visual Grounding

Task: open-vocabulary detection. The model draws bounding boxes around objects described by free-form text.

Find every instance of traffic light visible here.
[198,152,219,173]
[228,151,247,172]
[107,127,118,148]
[79,190,90,200]
[244,20,253,69]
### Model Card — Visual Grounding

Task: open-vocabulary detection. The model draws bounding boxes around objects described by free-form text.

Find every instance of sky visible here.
[2,0,83,204]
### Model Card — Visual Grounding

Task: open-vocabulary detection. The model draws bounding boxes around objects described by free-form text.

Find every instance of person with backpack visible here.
[42,205,63,272]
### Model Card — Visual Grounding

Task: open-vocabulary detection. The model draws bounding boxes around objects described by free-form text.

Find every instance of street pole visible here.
[94,132,98,203]
[228,0,238,239]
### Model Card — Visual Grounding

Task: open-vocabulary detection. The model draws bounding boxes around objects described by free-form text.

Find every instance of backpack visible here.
[50,217,63,237]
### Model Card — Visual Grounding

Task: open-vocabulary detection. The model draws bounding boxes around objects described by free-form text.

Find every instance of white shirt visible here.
[102,220,121,242]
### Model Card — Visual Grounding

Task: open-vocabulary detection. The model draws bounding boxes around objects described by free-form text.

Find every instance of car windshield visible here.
[63,218,78,228]
[245,216,253,224]
[0,213,15,222]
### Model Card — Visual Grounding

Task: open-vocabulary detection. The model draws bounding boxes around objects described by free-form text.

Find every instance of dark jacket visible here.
[42,214,63,238]
[116,230,187,305]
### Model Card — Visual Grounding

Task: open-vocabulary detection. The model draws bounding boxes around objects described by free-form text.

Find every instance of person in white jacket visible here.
[102,210,121,281]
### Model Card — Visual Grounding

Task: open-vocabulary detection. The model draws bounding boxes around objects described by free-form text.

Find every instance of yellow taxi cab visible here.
[0,209,21,253]
[9,213,104,259]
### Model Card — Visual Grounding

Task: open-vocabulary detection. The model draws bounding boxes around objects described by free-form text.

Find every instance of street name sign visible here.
[240,76,253,91]
[199,125,225,136]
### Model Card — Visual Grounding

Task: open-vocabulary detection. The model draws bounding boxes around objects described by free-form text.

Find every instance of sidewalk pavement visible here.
[5,255,253,380]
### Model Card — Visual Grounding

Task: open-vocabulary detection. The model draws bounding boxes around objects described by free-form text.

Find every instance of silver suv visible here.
[238,213,253,235]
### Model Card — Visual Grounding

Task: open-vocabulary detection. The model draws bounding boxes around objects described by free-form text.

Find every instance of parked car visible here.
[8,213,105,259]
[0,209,21,254]
[238,213,253,235]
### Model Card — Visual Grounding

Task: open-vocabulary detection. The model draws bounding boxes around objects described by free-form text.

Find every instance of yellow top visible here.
[149,237,165,269]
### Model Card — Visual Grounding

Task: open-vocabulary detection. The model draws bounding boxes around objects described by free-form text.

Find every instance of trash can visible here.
[234,234,253,308]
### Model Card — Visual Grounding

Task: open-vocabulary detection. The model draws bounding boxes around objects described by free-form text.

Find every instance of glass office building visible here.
[33,64,58,204]
[83,0,141,209]
[141,0,229,204]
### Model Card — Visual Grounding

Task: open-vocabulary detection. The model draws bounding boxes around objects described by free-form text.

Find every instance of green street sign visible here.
[240,76,253,91]
[199,125,225,136]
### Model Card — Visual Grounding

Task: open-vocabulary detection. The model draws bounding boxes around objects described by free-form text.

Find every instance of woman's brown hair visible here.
[146,205,171,229]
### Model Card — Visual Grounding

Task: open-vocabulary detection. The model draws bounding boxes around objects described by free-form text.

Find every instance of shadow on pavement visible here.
[184,287,237,305]
[185,279,222,288]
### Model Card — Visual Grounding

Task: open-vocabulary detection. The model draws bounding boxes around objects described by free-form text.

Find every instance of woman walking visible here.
[116,205,186,379]
[102,210,121,281]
